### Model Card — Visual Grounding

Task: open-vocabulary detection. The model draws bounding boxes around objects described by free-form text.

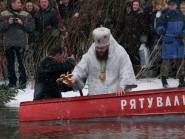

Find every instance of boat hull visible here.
[19,87,185,121]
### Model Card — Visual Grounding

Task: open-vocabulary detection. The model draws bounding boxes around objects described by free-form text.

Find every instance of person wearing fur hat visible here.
[149,0,167,50]
[149,0,168,46]
[69,27,137,96]
[156,0,185,88]
[147,0,168,77]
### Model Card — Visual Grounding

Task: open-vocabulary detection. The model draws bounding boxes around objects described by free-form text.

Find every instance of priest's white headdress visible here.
[92,27,111,47]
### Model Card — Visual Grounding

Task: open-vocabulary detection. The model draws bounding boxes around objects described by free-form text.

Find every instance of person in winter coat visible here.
[147,0,167,77]
[58,0,80,24]
[121,0,148,75]
[69,27,137,96]
[33,45,75,100]
[0,0,35,89]
[24,1,39,18]
[149,0,167,50]
[24,1,39,44]
[156,0,185,88]
[34,0,59,39]
[32,0,60,77]
[180,0,185,15]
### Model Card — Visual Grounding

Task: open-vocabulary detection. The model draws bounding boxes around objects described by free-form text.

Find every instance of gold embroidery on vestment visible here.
[99,71,106,82]
[99,61,106,83]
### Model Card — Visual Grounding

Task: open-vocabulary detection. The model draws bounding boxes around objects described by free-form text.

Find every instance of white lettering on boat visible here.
[183,95,185,105]
[174,96,180,106]
[121,95,185,110]
[147,98,153,108]
[130,99,136,109]
[157,97,163,107]
[121,100,127,110]
[165,96,171,106]
[139,98,144,108]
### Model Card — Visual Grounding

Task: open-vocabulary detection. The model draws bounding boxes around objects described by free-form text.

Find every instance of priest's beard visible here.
[95,49,109,61]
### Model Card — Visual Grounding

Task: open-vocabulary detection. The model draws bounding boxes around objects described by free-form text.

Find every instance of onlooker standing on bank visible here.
[156,0,185,88]
[121,0,148,75]
[149,0,167,51]
[0,0,35,88]
[180,0,185,15]
[34,0,59,39]
[24,1,39,44]
[58,0,80,24]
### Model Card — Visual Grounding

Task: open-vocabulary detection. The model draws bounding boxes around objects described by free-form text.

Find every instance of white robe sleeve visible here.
[72,54,89,91]
[119,50,137,89]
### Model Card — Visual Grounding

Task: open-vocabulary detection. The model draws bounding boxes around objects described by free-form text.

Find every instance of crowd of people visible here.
[0,0,80,89]
[0,0,185,99]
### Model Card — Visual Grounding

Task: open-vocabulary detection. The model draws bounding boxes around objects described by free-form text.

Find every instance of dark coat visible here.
[0,9,35,50]
[148,10,163,50]
[27,10,38,44]
[58,0,79,22]
[156,9,185,59]
[34,7,59,38]
[34,57,75,100]
[122,8,148,55]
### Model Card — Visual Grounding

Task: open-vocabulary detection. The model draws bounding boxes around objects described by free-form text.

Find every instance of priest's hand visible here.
[116,87,126,96]
[67,78,76,87]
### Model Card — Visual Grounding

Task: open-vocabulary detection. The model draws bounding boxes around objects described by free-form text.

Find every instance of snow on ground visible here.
[6,78,179,107]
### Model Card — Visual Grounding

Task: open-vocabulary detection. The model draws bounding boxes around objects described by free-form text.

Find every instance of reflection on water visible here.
[0,107,18,139]
[1,107,185,139]
[19,120,185,139]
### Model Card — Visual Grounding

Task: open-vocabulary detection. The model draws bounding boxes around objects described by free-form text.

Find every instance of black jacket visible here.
[59,0,79,21]
[34,57,75,100]
[34,7,59,38]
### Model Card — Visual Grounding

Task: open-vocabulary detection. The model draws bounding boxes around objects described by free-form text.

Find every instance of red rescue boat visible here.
[19,87,185,122]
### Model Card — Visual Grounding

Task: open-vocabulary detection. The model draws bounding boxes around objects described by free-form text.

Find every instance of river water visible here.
[1,106,185,139]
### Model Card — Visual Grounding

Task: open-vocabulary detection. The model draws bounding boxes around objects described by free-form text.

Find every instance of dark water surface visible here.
[1,107,185,139]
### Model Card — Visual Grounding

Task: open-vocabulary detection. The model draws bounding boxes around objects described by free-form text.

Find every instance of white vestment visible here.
[72,35,137,95]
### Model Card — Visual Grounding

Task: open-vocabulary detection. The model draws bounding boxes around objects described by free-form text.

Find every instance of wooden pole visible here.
[53,0,73,57]
[53,0,84,96]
